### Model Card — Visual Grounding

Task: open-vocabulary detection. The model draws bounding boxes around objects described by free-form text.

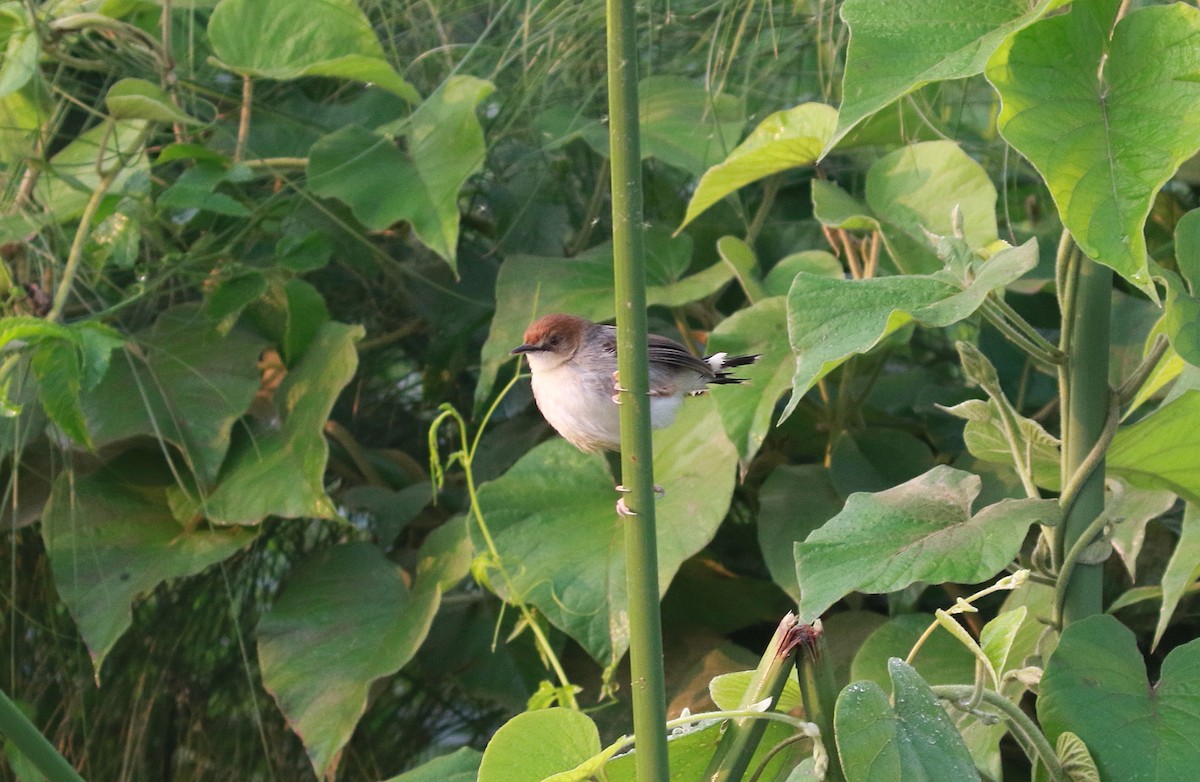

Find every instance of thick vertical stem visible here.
[606,0,669,779]
[1057,256,1112,625]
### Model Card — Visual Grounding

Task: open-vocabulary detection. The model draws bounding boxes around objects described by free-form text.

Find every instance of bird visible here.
[511,313,760,456]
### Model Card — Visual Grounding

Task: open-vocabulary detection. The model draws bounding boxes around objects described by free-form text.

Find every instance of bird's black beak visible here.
[511,343,537,355]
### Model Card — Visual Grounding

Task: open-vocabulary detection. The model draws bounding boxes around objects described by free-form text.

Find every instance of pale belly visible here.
[531,366,683,452]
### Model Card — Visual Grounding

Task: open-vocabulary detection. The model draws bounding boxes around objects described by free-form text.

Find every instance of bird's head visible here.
[511,313,589,371]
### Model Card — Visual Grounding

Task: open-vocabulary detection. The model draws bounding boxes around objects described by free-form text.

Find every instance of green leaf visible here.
[1109,390,1200,504]
[795,465,1059,623]
[478,709,601,782]
[715,236,767,303]
[849,614,975,690]
[42,469,254,674]
[81,308,266,485]
[832,0,1064,149]
[763,250,843,296]
[1056,732,1100,782]
[35,120,148,223]
[203,270,269,324]
[76,321,125,392]
[1153,503,1200,651]
[986,1,1200,292]
[105,78,197,124]
[474,395,737,666]
[835,659,981,782]
[679,102,836,230]
[0,316,75,348]
[1161,268,1200,367]
[1176,208,1200,292]
[636,76,745,176]
[258,542,440,781]
[979,607,1026,687]
[382,748,481,782]
[941,397,1062,490]
[1109,479,1177,581]
[207,0,419,101]
[156,162,250,218]
[0,3,39,99]
[707,296,792,466]
[709,669,802,713]
[307,76,493,271]
[30,339,91,449]
[811,180,878,232]
[1038,614,1200,782]
[865,141,999,274]
[782,239,1039,422]
[193,321,362,524]
[756,465,843,601]
[475,229,733,404]
[280,278,329,363]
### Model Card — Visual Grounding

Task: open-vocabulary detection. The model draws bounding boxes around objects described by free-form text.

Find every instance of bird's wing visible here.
[646,334,714,377]
[595,325,713,376]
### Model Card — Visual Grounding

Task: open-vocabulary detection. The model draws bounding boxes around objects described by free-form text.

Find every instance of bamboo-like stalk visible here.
[1056,251,1112,625]
[605,0,669,778]
[0,688,86,782]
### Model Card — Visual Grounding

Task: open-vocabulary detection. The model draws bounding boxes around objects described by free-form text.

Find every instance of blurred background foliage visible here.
[0,0,1196,780]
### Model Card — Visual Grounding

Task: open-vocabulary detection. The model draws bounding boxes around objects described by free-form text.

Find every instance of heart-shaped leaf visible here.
[782,239,1038,422]
[986,0,1200,291]
[474,394,736,666]
[208,0,418,101]
[679,102,836,230]
[795,465,1059,622]
[1038,614,1200,781]
[831,0,1065,149]
[836,659,980,781]
[42,469,255,675]
[258,542,440,781]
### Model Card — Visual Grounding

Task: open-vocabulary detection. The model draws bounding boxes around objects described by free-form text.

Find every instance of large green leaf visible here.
[474,394,737,666]
[1038,614,1200,782]
[42,470,255,675]
[864,141,999,274]
[383,748,481,782]
[707,296,793,466]
[849,614,975,690]
[478,708,601,782]
[782,239,1038,422]
[207,0,418,101]
[0,3,39,99]
[1109,390,1200,504]
[835,659,980,782]
[307,77,492,271]
[105,78,197,124]
[986,0,1200,291]
[831,0,1064,149]
[189,321,362,524]
[474,228,734,404]
[794,465,1059,623]
[679,102,836,230]
[80,308,265,485]
[258,542,440,781]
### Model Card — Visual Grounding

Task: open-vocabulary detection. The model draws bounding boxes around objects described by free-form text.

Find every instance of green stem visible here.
[1055,253,1112,625]
[931,685,1068,782]
[0,687,86,782]
[48,166,119,323]
[607,0,669,775]
[983,296,1065,364]
[704,614,804,782]
[796,623,844,782]
[979,299,1063,370]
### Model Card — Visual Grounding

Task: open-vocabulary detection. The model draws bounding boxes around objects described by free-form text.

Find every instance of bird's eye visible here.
[547,334,560,347]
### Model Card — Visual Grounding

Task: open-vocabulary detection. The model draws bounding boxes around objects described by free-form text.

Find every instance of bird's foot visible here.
[612,370,629,403]
[614,484,666,517]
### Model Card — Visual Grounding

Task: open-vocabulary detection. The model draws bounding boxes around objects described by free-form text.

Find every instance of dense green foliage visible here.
[3,0,1200,780]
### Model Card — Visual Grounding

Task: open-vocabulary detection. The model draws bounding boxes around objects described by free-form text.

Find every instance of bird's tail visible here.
[706,352,761,384]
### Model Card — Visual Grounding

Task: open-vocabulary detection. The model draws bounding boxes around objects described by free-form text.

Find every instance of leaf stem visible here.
[931,685,1068,782]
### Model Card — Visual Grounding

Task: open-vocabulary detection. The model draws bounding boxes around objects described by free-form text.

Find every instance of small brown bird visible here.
[511,313,759,454]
